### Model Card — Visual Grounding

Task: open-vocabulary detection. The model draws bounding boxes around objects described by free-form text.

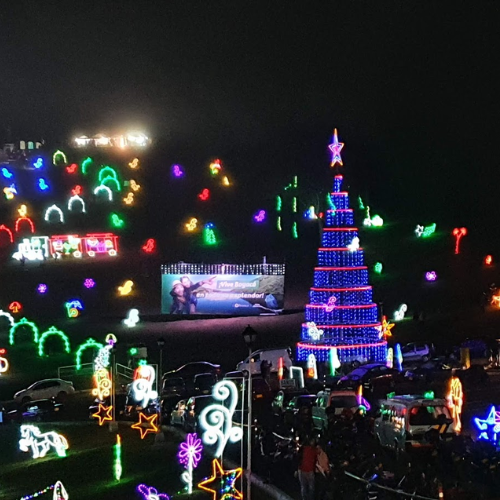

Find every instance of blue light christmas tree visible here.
[297,132,387,364]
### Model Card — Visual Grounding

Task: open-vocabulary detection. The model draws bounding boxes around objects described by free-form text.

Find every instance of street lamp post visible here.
[242,325,258,500]
[157,337,165,426]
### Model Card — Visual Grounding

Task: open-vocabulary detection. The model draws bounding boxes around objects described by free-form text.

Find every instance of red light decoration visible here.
[142,238,156,254]
[0,224,14,243]
[452,227,467,255]
[485,255,493,266]
[66,163,78,174]
[198,189,210,201]
[15,217,35,233]
[71,185,83,196]
[8,301,22,314]
[297,340,384,350]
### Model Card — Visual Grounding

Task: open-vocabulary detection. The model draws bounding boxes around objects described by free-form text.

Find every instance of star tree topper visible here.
[328,128,344,167]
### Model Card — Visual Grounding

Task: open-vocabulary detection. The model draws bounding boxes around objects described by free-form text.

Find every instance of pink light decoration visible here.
[142,238,156,253]
[71,185,83,196]
[37,283,48,294]
[66,164,78,174]
[452,227,467,254]
[178,433,203,468]
[83,278,95,289]
[198,188,210,201]
[297,340,385,350]
[0,224,14,243]
[137,484,170,500]
[254,210,266,223]
[323,296,337,312]
[172,164,184,177]
[15,217,35,233]
[425,271,437,282]
[328,128,344,167]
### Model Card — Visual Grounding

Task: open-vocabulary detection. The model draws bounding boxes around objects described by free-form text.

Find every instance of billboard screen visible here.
[161,263,285,315]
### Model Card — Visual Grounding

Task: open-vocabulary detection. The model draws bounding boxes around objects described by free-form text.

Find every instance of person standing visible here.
[315,442,331,500]
[297,437,317,500]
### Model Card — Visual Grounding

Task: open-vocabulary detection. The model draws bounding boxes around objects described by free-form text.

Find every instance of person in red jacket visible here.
[297,437,317,500]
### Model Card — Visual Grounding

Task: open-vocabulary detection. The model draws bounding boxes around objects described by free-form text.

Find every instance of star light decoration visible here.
[474,406,500,445]
[131,412,158,439]
[378,315,394,340]
[198,459,243,500]
[92,404,113,426]
[328,128,344,167]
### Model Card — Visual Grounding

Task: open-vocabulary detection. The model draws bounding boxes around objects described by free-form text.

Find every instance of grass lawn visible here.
[0,422,209,500]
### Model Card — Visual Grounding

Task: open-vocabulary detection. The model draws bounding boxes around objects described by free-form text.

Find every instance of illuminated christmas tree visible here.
[296,131,387,364]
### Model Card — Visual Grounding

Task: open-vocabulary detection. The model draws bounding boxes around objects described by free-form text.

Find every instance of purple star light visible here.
[178,433,203,469]
[328,128,344,167]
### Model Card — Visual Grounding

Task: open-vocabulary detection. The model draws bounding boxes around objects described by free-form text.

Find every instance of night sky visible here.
[2,2,500,230]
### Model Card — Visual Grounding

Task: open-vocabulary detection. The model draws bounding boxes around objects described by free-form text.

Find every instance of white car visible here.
[14,379,75,404]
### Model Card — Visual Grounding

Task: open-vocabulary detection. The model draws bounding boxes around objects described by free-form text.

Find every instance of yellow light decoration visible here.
[131,412,158,439]
[447,376,463,433]
[222,176,230,186]
[378,316,395,340]
[491,294,500,307]
[129,179,141,192]
[198,459,243,500]
[0,348,9,375]
[123,193,134,205]
[18,204,28,217]
[185,218,198,232]
[128,158,140,169]
[117,280,134,296]
[92,404,113,426]
[92,368,112,400]
[3,187,16,200]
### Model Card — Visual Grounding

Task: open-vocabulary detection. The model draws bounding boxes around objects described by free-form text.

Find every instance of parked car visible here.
[194,373,217,395]
[170,399,188,427]
[14,379,75,404]
[7,399,64,423]
[236,347,293,376]
[161,377,187,396]
[184,395,213,432]
[283,394,317,428]
[337,364,400,391]
[161,395,184,425]
[312,390,363,431]
[401,343,435,362]
[162,362,221,393]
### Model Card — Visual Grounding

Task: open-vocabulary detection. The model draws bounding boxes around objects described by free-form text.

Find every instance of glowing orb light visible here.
[37,283,48,294]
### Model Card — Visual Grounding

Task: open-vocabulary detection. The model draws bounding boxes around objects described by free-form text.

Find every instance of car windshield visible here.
[347,369,368,379]
[409,405,450,426]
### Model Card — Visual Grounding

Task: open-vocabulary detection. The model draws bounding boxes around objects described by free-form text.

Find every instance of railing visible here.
[58,362,94,380]
[115,363,135,382]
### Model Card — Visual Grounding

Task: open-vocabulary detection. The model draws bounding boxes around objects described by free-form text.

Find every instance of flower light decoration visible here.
[84,278,96,289]
[425,271,437,282]
[0,348,9,375]
[198,459,243,500]
[178,433,203,494]
[1,166,13,178]
[37,283,48,294]
[137,484,169,500]
[452,227,467,255]
[19,425,69,458]
[447,376,463,433]
[38,178,49,191]
[323,296,337,312]
[199,380,243,457]
[111,213,125,229]
[128,179,141,192]
[33,157,44,169]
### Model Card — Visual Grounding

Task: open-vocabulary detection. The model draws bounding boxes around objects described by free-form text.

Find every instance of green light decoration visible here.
[292,222,298,239]
[38,327,71,357]
[98,166,119,184]
[100,175,121,192]
[358,196,365,210]
[292,197,297,213]
[114,434,122,481]
[373,262,383,274]
[424,391,435,399]
[277,216,282,231]
[75,338,104,370]
[283,176,298,191]
[326,193,336,210]
[81,157,93,175]
[203,224,217,246]
[52,150,67,165]
[276,195,282,212]
[111,213,125,229]
[9,318,40,345]
[423,223,437,238]
[129,347,138,355]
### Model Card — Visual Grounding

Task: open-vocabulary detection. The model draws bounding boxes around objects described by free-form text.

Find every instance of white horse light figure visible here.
[19,425,69,458]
